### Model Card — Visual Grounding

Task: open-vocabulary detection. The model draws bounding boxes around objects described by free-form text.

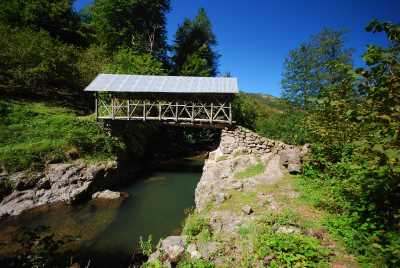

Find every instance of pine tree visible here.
[172,8,219,76]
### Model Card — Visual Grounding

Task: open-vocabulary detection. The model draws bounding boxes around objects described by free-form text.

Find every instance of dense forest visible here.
[0,0,399,267]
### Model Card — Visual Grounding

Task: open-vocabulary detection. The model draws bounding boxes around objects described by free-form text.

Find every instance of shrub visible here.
[182,212,210,238]
[139,235,153,257]
[177,259,215,268]
[256,231,330,267]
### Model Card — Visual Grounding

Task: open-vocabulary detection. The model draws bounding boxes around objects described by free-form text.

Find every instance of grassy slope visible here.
[0,100,123,173]
[177,172,359,268]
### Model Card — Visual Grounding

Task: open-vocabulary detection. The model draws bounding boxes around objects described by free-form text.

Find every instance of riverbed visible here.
[0,158,204,267]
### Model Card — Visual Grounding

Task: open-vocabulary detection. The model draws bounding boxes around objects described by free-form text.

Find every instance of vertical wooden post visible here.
[175,101,178,122]
[158,101,161,120]
[127,99,130,120]
[95,93,98,121]
[229,102,232,124]
[191,101,194,123]
[143,100,146,121]
[111,96,115,119]
[210,102,213,124]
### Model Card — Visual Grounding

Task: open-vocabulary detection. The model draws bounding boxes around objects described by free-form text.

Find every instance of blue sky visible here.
[74,0,399,96]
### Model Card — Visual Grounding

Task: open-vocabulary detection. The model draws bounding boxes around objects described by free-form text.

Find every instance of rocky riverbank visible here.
[145,126,311,267]
[0,160,131,218]
[145,126,358,267]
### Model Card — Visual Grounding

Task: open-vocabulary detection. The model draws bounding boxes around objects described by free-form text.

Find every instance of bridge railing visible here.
[95,96,233,125]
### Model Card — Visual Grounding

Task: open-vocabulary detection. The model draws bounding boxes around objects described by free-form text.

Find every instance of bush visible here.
[177,259,215,268]
[182,211,210,238]
[256,231,330,267]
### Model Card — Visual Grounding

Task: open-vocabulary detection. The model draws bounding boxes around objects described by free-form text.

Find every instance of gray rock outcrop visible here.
[193,127,309,238]
[92,190,121,199]
[160,236,185,263]
[0,161,117,218]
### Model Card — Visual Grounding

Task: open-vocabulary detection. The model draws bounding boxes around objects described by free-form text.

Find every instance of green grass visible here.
[293,175,400,267]
[234,163,265,180]
[182,211,210,240]
[218,191,257,213]
[0,100,124,172]
[216,155,228,162]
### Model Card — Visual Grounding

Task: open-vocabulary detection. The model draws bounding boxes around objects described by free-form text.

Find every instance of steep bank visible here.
[0,160,135,218]
[146,127,358,268]
[0,100,220,218]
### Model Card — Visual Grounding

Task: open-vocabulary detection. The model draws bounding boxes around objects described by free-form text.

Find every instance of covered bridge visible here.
[84,74,239,127]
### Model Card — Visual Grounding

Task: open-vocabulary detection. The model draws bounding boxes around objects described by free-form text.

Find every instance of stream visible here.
[0,158,204,267]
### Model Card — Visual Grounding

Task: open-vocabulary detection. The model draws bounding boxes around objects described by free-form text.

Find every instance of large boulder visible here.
[279,147,303,174]
[160,236,185,263]
[92,190,121,200]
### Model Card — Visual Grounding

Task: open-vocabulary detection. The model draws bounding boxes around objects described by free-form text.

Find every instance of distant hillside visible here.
[246,93,290,113]
[233,92,306,145]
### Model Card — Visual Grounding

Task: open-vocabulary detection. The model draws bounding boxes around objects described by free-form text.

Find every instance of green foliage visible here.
[90,0,170,55]
[294,20,400,266]
[180,46,213,76]
[182,211,210,239]
[77,45,112,86]
[232,93,260,130]
[234,163,265,180]
[0,23,79,94]
[256,232,330,267]
[139,235,153,257]
[252,210,331,267]
[0,0,86,46]
[177,259,215,268]
[216,155,228,162]
[104,48,166,75]
[232,92,308,144]
[172,8,219,76]
[141,259,167,268]
[0,101,124,172]
[237,223,256,238]
[281,28,353,107]
[256,108,308,145]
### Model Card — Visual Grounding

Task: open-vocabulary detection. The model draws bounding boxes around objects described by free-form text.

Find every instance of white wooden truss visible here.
[95,95,234,126]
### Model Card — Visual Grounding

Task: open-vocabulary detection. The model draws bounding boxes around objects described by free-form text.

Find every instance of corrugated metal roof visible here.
[84,74,239,94]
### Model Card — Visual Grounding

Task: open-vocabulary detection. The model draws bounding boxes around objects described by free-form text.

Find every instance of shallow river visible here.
[0,158,204,267]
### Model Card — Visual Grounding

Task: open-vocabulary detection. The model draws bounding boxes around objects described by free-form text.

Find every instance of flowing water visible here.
[0,158,204,267]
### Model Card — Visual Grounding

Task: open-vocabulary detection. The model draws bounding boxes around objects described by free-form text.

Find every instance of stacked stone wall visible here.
[220,126,293,155]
